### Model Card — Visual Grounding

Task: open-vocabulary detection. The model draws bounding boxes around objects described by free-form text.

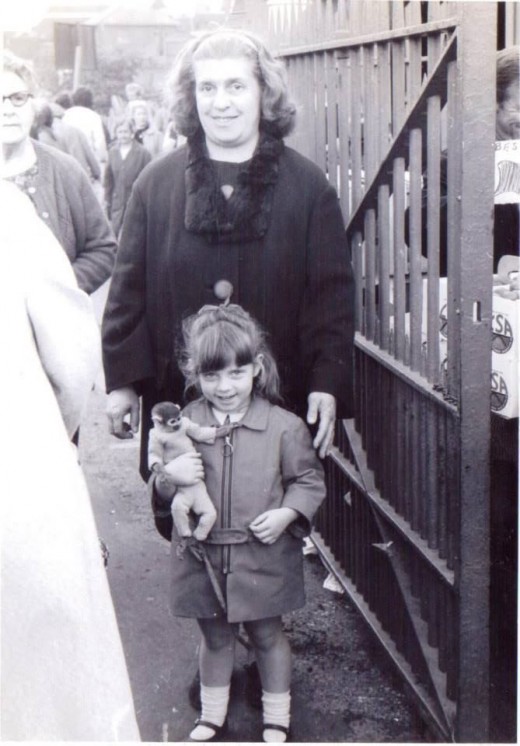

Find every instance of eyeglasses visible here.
[2,92,33,107]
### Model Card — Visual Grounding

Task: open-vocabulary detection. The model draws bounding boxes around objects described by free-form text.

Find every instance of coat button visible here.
[213,279,233,303]
[28,186,36,194]
[41,211,49,219]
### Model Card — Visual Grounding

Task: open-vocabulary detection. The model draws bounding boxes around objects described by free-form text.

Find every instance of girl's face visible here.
[116,123,133,145]
[1,71,35,147]
[199,359,260,414]
[496,81,520,140]
[194,56,262,154]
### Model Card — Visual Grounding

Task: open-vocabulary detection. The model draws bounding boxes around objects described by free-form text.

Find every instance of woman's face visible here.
[1,71,35,147]
[116,123,133,145]
[496,81,520,140]
[194,57,262,154]
[132,106,149,130]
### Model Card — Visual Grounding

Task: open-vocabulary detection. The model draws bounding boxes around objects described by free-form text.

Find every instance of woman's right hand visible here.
[163,452,205,486]
[106,386,140,438]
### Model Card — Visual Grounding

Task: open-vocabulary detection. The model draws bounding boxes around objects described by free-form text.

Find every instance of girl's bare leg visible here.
[244,617,291,742]
[243,617,290,692]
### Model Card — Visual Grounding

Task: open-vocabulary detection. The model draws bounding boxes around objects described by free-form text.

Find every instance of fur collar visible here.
[184,129,283,244]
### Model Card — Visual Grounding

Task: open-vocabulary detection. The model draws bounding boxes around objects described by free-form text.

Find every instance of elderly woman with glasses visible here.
[1,51,116,295]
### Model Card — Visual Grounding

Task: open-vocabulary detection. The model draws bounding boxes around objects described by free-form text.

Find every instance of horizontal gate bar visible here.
[354,336,459,413]
[275,18,457,58]
[328,429,455,588]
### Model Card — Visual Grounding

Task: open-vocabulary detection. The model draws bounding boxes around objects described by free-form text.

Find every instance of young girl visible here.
[168,303,326,743]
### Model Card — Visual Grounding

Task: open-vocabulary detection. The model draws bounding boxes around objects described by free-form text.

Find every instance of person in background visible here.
[1,180,140,741]
[162,115,187,153]
[30,99,63,149]
[63,85,109,201]
[49,101,102,184]
[1,51,116,295]
[104,116,152,237]
[55,89,73,110]
[125,81,144,103]
[128,98,164,159]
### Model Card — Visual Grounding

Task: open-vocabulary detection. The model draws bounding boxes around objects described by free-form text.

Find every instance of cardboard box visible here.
[494,139,520,205]
[392,272,518,418]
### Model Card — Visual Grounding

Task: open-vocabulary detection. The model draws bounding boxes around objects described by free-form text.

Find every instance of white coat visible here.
[0,182,140,741]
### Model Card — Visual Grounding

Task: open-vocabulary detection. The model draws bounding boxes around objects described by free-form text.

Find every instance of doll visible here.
[148,402,226,541]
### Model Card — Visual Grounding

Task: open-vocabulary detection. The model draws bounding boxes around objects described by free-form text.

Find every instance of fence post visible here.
[453,2,496,741]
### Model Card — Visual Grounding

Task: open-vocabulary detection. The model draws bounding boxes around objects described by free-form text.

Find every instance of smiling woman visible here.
[101,30,355,740]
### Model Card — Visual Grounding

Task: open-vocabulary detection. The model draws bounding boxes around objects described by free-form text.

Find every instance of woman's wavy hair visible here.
[179,304,281,405]
[165,28,296,139]
[127,98,151,123]
[3,50,37,93]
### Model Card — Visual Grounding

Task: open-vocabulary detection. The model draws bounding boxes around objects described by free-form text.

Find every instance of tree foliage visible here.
[81,55,141,114]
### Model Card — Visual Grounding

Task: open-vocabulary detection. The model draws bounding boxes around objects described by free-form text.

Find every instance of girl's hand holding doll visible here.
[249,508,299,545]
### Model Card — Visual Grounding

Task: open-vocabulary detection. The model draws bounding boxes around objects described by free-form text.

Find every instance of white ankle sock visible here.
[262,690,291,742]
[189,683,230,741]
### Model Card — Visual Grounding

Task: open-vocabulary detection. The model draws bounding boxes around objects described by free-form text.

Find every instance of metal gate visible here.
[244,0,515,740]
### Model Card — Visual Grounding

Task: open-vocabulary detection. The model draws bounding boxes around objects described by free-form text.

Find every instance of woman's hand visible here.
[249,507,299,545]
[106,386,140,438]
[163,452,205,486]
[307,392,336,458]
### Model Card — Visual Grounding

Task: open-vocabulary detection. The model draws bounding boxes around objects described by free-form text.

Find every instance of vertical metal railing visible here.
[248,1,502,740]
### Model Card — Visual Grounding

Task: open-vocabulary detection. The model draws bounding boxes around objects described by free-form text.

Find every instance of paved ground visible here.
[80,383,431,743]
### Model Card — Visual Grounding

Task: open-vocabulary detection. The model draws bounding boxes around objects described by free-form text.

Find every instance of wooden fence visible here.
[244,0,517,740]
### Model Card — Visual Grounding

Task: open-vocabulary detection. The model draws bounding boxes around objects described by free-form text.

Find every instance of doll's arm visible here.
[185,419,219,444]
[148,429,165,472]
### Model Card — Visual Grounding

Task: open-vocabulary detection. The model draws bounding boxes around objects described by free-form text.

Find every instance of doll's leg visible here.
[189,617,237,741]
[243,617,291,742]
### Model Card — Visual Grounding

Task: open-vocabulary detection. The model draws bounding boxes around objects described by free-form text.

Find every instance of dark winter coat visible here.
[102,131,354,478]
[27,141,117,294]
[104,142,152,236]
[169,396,326,622]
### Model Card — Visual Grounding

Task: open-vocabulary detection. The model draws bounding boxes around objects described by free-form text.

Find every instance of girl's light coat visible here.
[169,396,326,623]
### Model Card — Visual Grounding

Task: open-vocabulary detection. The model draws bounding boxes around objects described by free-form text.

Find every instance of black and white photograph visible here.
[2,0,518,742]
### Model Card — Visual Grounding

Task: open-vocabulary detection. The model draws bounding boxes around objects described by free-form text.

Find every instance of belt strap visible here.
[205,528,253,545]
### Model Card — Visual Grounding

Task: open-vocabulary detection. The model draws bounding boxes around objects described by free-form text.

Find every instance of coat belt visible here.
[205,528,254,545]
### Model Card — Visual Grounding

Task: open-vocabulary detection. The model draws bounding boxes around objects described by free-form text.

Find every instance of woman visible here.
[1,181,140,741]
[102,27,354,479]
[128,98,164,159]
[1,51,116,294]
[105,116,152,237]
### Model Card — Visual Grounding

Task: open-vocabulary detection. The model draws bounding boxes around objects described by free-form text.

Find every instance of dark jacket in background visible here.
[104,142,151,236]
[30,141,116,293]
